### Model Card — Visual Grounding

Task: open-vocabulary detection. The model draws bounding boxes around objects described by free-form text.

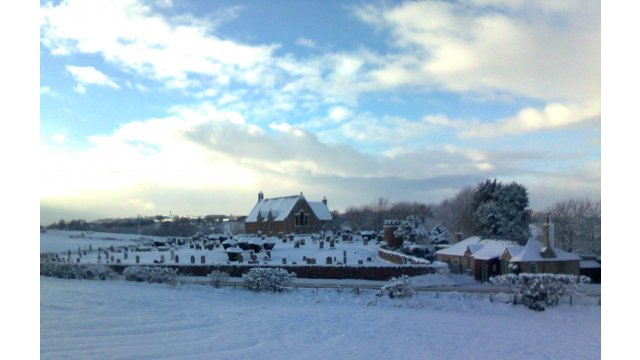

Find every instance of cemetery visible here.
[42,230,435,280]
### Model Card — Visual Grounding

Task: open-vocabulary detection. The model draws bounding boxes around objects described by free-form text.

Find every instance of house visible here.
[435,219,581,282]
[244,191,332,236]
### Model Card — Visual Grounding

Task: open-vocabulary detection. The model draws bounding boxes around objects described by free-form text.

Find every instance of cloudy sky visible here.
[39,0,601,225]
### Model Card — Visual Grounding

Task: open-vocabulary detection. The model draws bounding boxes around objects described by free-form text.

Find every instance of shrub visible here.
[381,275,414,298]
[209,269,229,288]
[123,266,178,283]
[242,267,296,292]
[40,262,117,280]
[490,273,591,311]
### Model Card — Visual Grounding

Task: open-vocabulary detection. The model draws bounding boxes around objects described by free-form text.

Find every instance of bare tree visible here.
[547,197,601,253]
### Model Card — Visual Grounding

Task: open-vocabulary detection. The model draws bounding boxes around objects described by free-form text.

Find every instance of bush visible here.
[490,273,591,311]
[209,269,229,288]
[123,266,178,283]
[381,275,414,298]
[242,267,296,292]
[40,262,117,280]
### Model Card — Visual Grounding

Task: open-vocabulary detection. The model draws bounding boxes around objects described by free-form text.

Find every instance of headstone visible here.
[343,250,347,265]
[160,255,165,263]
[300,238,305,246]
[330,238,335,248]
[170,250,175,260]
[124,251,128,260]
[110,255,114,263]
[303,255,307,261]
[366,257,372,262]
[294,240,300,248]
[358,260,364,265]
[251,254,258,262]
[135,255,140,264]
[282,258,287,265]
[116,259,121,264]
[76,258,80,263]
[348,235,353,242]
[263,256,269,263]
[175,255,179,263]
[238,254,243,263]
[319,241,324,249]
[326,256,332,265]
[201,255,206,264]
[266,250,271,258]
[190,255,195,264]
[363,237,369,246]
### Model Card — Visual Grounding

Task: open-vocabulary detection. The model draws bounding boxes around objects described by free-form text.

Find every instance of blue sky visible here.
[39,0,601,225]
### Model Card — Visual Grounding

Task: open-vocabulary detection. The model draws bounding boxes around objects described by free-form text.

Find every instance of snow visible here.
[510,238,581,262]
[40,277,601,359]
[245,194,332,223]
[308,201,332,221]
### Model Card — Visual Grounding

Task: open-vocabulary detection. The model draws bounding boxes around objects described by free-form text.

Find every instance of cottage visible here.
[244,192,332,236]
[435,220,581,281]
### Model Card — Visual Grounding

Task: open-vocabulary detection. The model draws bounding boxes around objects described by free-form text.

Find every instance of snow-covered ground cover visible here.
[41,276,601,359]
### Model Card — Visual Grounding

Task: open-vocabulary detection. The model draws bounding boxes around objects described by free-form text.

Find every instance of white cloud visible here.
[51,133,66,144]
[295,37,316,48]
[354,0,600,104]
[66,65,120,89]
[42,0,276,91]
[459,101,601,139]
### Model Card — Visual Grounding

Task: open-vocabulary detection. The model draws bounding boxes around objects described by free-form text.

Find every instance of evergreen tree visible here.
[473,179,531,243]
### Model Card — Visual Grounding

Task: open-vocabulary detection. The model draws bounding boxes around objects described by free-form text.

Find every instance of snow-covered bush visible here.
[490,273,591,311]
[208,269,229,288]
[242,267,296,292]
[429,224,449,244]
[123,266,178,283]
[40,262,117,280]
[381,275,414,298]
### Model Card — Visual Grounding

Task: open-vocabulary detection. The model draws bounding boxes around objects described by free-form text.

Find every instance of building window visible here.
[530,263,537,273]
[269,221,273,232]
[295,210,308,226]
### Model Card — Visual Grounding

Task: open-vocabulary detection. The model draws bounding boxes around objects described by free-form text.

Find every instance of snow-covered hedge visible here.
[381,275,414,298]
[242,267,296,292]
[490,273,591,311]
[208,269,229,288]
[123,266,178,283]
[40,262,117,280]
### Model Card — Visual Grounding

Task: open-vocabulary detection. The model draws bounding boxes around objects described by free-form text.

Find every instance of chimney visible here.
[541,217,550,249]
[322,196,327,206]
[258,191,264,202]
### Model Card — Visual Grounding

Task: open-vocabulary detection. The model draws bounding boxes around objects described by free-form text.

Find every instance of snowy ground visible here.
[40,230,152,253]
[41,277,600,360]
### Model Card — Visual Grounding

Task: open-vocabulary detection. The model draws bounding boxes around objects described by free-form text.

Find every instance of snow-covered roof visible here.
[435,236,521,260]
[435,236,482,256]
[579,260,601,269]
[510,238,581,263]
[472,241,522,260]
[246,194,332,223]
[308,201,332,221]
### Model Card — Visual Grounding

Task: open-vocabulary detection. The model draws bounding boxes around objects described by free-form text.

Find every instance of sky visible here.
[39,0,601,225]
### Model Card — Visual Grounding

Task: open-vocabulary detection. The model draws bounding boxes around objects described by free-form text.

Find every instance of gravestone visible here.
[300,238,305,246]
[110,255,114,263]
[266,250,271,258]
[363,237,369,246]
[366,257,372,262]
[76,258,80,263]
[201,255,206,264]
[319,241,324,249]
[190,255,195,264]
[263,256,269,263]
[170,250,175,260]
[343,250,347,265]
[124,251,128,260]
[116,259,121,264]
[326,256,332,265]
[135,255,140,264]
[330,238,335,248]
[160,255,165,263]
[175,255,179,263]
[303,255,307,261]
[282,258,287,265]
[294,240,300,248]
[238,254,243,263]
[251,254,258,262]
[358,260,364,265]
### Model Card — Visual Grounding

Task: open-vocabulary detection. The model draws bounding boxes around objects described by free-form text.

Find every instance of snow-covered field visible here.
[40,230,152,253]
[41,277,600,359]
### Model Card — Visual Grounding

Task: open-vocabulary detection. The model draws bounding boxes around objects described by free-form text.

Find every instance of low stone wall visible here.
[377,248,430,265]
[107,263,434,281]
